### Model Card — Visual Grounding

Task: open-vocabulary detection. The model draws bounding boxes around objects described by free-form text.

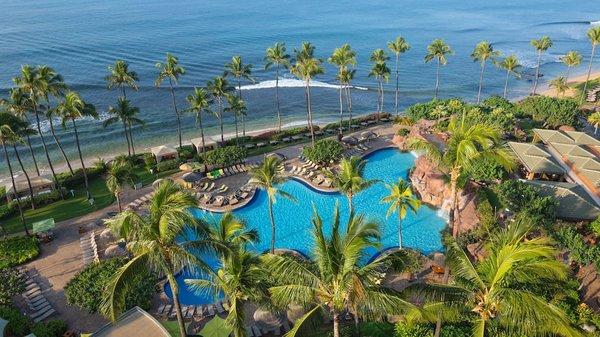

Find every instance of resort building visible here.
[4,175,55,202]
[507,142,566,180]
[151,145,179,163]
[89,307,170,337]
[525,180,600,220]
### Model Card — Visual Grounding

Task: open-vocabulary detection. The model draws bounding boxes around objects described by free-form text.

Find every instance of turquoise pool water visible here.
[166,148,447,304]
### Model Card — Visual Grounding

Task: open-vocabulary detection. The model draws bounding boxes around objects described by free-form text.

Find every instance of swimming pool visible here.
[165,148,447,304]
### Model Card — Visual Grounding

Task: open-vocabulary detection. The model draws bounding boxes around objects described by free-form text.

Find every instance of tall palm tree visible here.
[13,65,63,198]
[408,111,514,236]
[530,36,553,95]
[57,91,98,202]
[185,87,213,160]
[340,68,356,129]
[329,44,357,138]
[412,221,583,337]
[588,111,600,135]
[388,36,411,115]
[580,27,600,105]
[550,76,569,97]
[106,162,138,212]
[291,43,324,146]
[425,39,453,100]
[327,156,377,214]
[264,205,415,337]
[45,107,74,175]
[369,49,391,122]
[496,55,521,98]
[264,42,291,132]
[101,180,210,337]
[560,50,582,83]
[471,41,500,104]
[224,94,247,145]
[381,178,421,249]
[249,156,294,254]
[104,98,144,155]
[225,56,254,138]
[106,60,140,155]
[207,76,233,143]
[0,124,28,234]
[204,212,259,256]
[155,53,185,148]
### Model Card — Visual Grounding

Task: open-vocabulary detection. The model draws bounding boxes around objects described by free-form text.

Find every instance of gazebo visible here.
[151,145,178,163]
[5,175,55,202]
[190,137,217,153]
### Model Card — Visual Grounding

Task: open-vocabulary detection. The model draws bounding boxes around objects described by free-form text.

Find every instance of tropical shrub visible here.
[0,267,25,306]
[466,156,507,182]
[588,216,600,237]
[64,257,155,314]
[0,306,30,337]
[396,128,410,136]
[177,145,195,160]
[155,158,181,172]
[554,225,600,269]
[517,96,579,128]
[0,190,64,221]
[30,320,68,337]
[495,180,556,227]
[302,139,344,164]
[405,98,466,121]
[466,106,516,133]
[394,323,432,337]
[481,95,516,112]
[203,146,247,167]
[57,166,108,189]
[271,127,311,140]
[0,236,40,268]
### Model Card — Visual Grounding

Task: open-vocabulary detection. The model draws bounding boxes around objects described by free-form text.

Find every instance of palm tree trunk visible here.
[128,122,136,155]
[238,82,246,139]
[354,314,360,337]
[566,66,572,84]
[333,311,340,337]
[122,120,131,156]
[348,194,353,215]
[72,119,92,201]
[338,79,344,139]
[168,78,182,148]
[24,132,40,176]
[378,79,383,122]
[234,112,239,146]
[581,44,597,105]
[435,59,441,100]
[116,193,121,212]
[276,65,282,132]
[346,85,353,129]
[477,62,486,104]
[397,215,403,249]
[47,101,74,175]
[33,106,64,199]
[197,112,207,173]
[12,144,36,210]
[268,197,276,254]
[532,51,542,95]
[503,70,510,99]
[395,54,400,116]
[167,273,187,337]
[218,97,224,143]
[2,139,28,235]
[449,169,460,237]
[595,125,598,135]
[306,81,315,146]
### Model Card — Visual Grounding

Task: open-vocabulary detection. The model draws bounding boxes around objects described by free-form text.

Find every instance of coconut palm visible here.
[560,50,582,83]
[224,94,247,145]
[407,111,514,236]
[340,68,357,129]
[101,180,211,337]
[425,39,453,100]
[57,91,98,201]
[581,27,600,105]
[249,155,295,254]
[225,56,254,138]
[106,60,140,155]
[496,55,521,98]
[0,123,27,234]
[327,156,377,214]
[550,76,569,98]
[185,87,213,160]
[381,178,421,249]
[329,44,357,137]
[471,41,500,104]
[291,43,324,146]
[530,36,553,95]
[155,53,185,148]
[207,76,234,143]
[411,220,583,337]
[264,205,416,337]
[588,111,600,135]
[369,49,391,122]
[388,36,411,115]
[104,98,144,156]
[264,42,291,132]
[204,213,259,257]
[106,162,138,212]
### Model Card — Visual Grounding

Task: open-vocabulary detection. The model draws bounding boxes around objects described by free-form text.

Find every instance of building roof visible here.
[90,307,170,337]
[526,180,600,220]
[534,129,600,146]
[508,142,566,174]
[150,145,178,158]
[5,175,54,195]
[190,137,216,149]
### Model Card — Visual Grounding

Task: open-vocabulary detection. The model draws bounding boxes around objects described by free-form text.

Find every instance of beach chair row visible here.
[80,230,99,266]
[207,164,249,180]
[125,191,155,210]
[155,300,229,320]
[20,269,56,323]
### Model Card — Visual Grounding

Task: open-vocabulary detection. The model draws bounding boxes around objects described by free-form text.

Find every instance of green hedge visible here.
[0,267,25,306]
[0,236,40,268]
[56,166,107,189]
[203,146,247,167]
[302,139,344,164]
[0,190,64,220]
[156,158,182,172]
[0,306,67,337]
[517,96,579,128]
[177,145,195,160]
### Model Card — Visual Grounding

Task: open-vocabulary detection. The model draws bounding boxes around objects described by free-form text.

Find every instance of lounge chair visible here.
[213,196,225,207]
[206,182,215,191]
[252,326,262,337]
[321,178,333,188]
[32,307,55,323]
[218,185,229,193]
[156,304,166,315]
[246,327,255,337]
[207,305,216,316]
[245,143,256,149]
[257,142,266,147]
[313,176,324,185]
[229,196,239,205]
[270,140,279,145]
[216,302,225,314]
[162,305,172,317]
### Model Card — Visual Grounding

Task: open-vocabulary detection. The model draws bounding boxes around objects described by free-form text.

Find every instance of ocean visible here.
[0,0,599,180]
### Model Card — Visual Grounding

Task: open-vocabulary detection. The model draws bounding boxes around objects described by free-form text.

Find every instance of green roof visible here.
[526,180,600,220]
[534,129,600,146]
[508,142,566,174]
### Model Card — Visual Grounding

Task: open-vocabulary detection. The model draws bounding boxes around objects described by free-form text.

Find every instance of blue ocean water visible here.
[0,0,599,177]
[165,148,446,305]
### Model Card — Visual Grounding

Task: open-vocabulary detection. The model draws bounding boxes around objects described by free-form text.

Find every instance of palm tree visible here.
[207,76,233,143]
[381,178,421,249]
[0,124,28,234]
[329,44,357,138]
[13,65,63,198]
[225,56,254,138]
[471,41,500,104]
[530,36,553,95]
[224,94,247,145]
[425,39,453,100]
[264,205,415,337]
[185,87,213,161]
[369,49,391,122]
[45,107,74,175]
[155,53,185,148]
[388,36,411,115]
[291,43,324,146]
[327,156,377,214]
[496,55,521,98]
[106,162,138,212]
[412,221,583,337]
[101,180,210,337]
[104,98,144,155]
[264,42,291,132]
[106,60,140,155]
[249,155,294,254]
[581,27,600,105]
[407,111,514,236]
[340,68,356,129]
[588,111,600,135]
[550,76,569,97]
[560,50,582,83]
[57,91,98,202]
[204,212,259,256]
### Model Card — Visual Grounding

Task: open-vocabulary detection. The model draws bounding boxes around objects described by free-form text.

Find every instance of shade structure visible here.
[199,316,232,337]
[104,244,127,258]
[179,163,194,172]
[266,152,286,161]
[99,228,116,242]
[32,218,54,234]
[341,136,358,145]
[361,131,377,139]
[150,145,178,163]
[253,309,284,329]
[286,304,305,324]
[182,172,202,183]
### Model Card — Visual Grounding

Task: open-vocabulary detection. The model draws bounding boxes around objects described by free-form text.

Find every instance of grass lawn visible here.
[133,167,180,186]
[160,320,195,337]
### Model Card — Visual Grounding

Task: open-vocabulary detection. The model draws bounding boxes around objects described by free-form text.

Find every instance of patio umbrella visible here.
[253,308,284,329]
[179,163,194,172]
[361,131,377,139]
[182,172,202,183]
[99,228,115,242]
[31,218,54,234]
[152,178,164,188]
[104,244,127,258]
[286,304,305,324]
[341,136,358,145]
[199,316,232,337]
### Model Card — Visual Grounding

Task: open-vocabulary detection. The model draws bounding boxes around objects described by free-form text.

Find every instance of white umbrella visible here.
[286,305,305,324]
[253,309,284,329]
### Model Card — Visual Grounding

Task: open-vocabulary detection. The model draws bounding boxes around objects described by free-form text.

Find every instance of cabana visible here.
[190,137,217,153]
[151,145,178,163]
[90,307,170,337]
[5,175,55,202]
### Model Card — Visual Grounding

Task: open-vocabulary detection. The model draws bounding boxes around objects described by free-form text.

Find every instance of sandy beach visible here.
[539,70,600,98]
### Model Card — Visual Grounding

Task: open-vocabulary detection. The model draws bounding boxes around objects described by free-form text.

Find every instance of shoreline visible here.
[538,70,600,98]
